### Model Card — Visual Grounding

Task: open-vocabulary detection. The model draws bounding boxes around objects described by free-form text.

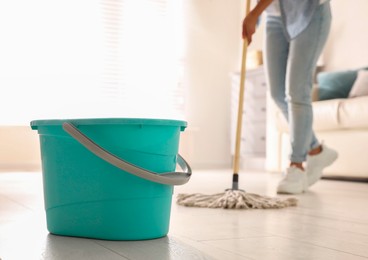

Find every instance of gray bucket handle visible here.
[62,122,191,186]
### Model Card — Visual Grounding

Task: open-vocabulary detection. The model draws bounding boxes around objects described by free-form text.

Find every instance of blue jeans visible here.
[265,3,332,163]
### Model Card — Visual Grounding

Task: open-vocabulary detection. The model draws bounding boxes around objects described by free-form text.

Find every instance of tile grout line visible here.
[196,235,368,259]
[196,239,256,260]
[92,240,131,260]
[174,235,255,260]
[0,194,37,212]
[272,234,368,259]
[284,210,368,226]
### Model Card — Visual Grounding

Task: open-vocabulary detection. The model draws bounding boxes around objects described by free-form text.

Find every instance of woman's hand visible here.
[242,12,258,44]
[242,0,274,43]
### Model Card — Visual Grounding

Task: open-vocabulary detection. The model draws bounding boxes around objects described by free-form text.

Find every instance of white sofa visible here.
[266,93,368,180]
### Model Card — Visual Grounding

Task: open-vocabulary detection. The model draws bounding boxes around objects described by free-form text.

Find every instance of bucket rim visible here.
[30,118,187,130]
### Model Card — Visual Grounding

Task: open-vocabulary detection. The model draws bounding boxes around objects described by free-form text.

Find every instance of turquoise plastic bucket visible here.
[31,118,191,240]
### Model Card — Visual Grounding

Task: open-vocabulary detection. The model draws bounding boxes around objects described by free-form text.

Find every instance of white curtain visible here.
[0,0,185,125]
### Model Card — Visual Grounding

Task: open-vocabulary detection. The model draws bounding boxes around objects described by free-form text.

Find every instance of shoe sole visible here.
[277,182,308,194]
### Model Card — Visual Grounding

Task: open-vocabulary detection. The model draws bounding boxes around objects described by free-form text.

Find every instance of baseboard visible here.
[0,163,41,172]
[322,176,368,183]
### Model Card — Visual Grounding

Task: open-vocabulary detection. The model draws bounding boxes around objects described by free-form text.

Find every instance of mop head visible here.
[177,190,297,209]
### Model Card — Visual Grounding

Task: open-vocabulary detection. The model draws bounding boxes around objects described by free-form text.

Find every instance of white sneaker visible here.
[277,166,307,194]
[306,143,338,187]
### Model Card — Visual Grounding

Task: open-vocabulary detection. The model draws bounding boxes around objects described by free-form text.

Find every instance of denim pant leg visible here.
[286,3,332,162]
[264,16,289,118]
[265,3,331,163]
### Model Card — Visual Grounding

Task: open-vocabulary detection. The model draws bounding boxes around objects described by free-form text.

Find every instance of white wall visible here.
[0,126,41,171]
[183,0,263,169]
[324,0,368,71]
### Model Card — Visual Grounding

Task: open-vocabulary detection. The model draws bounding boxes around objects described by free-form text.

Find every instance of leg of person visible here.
[264,16,307,194]
[305,3,338,187]
[287,2,336,190]
[264,16,289,120]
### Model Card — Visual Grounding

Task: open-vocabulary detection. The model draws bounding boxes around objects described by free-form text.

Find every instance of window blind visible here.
[0,0,185,125]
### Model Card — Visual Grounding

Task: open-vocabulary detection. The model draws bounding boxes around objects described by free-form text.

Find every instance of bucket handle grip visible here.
[62,122,191,186]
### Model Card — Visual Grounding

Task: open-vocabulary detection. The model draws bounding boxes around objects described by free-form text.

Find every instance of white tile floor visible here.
[1,169,368,260]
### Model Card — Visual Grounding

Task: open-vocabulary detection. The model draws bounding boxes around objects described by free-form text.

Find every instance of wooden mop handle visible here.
[233,0,251,186]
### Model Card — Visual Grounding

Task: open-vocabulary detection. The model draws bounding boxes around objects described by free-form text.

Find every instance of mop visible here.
[176,0,297,209]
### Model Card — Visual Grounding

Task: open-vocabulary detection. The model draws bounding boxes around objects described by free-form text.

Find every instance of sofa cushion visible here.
[338,95,368,129]
[317,67,368,101]
[348,70,368,98]
[312,99,341,131]
[317,70,359,100]
[313,96,368,131]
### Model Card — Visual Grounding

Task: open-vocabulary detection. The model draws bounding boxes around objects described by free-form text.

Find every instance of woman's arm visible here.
[242,0,274,43]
